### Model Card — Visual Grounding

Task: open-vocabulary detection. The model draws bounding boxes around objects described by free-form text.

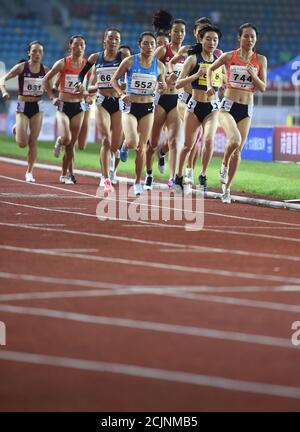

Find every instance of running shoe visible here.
[110,170,117,185]
[144,174,153,190]
[219,163,228,184]
[174,175,184,193]
[134,183,143,196]
[184,167,194,185]
[167,177,175,189]
[221,184,231,204]
[198,174,207,192]
[104,178,114,192]
[157,149,166,174]
[53,136,62,158]
[70,174,77,184]
[59,175,74,185]
[120,145,128,162]
[25,172,35,183]
[99,176,105,187]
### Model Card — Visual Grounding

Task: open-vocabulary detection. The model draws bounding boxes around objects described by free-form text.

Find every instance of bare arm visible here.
[156,60,167,93]
[175,55,204,90]
[248,55,267,92]
[42,59,65,103]
[0,63,25,99]
[207,52,231,96]
[169,45,189,72]
[111,56,133,103]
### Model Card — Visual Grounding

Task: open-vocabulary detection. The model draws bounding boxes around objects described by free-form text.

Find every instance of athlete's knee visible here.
[101,135,111,150]
[168,138,177,150]
[228,133,241,149]
[17,140,27,148]
[61,136,71,146]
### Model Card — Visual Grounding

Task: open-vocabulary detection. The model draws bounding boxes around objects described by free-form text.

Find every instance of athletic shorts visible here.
[96,93,120,114]
[157,94,178,113]
[219,98,253,123]
[16,100,43,119]
[187,99,219,123]
[58,101,84,120]
[120,101,154,121]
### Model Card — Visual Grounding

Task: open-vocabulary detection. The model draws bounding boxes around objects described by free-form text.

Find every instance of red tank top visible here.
[160,43,185,77]
[59,56,87,94]
[226,50,260,92]
[18,61,45,97]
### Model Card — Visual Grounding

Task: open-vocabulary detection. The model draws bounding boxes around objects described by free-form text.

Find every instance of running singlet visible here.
[126,54,159,96]
[18,62,45,97]
[59,56,87,94]
[161,43,185,77]
[191,52,223,91]
[95,51,122,89]
[226,50,260,92]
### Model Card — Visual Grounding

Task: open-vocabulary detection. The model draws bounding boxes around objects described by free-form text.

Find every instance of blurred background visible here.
[0,0,300,162]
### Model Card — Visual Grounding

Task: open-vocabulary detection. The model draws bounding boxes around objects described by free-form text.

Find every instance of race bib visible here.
[131,73,157,95]
[229,65,257,90]
[64,73,78,93]
[173,62,184,77]
[96,67,118,88]
[23,77,44,96]
[197,64,223,88]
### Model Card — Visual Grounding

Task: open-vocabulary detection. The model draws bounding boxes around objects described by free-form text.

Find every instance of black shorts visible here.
[120,101,154,121]
[178,91,192,105]
[157,94,178,113]
[58,101,83,120]
[16,101,42,119]
[220,98,253,123]
[96,93,120,114]
[187,99,219,123]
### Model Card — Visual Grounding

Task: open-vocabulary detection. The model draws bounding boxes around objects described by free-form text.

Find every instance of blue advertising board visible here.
[242,127,274,161]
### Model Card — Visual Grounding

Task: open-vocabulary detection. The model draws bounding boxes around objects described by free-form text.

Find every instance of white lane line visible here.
[1,173,300,228]
[1,350,300,400]
[5,221,300,264]
[1,244,300,285]
[30,248,99,253]
[19,223,66,227]
[1,272,300,299]
[168,292,300,313]
[159,248,300,262]
[0,304,295,349]
[1,221,300,262]
[1,201,300,245]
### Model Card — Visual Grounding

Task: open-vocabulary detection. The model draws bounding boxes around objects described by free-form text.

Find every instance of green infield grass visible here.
[1,136,299,200]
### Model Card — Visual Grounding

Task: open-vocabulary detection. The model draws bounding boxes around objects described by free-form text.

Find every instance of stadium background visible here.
[0,0,300,164]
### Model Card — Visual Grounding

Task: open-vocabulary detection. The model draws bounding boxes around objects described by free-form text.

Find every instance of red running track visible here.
[0,161,300,411]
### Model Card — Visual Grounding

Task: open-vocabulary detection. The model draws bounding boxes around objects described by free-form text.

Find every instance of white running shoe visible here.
[25,172,35,182]
[134,183,143,196]
[53,136,62,158]
[221,184,231,204]
[59,175,74,185]
[184,167,194,185]
[219,163,228,184]
[110,170,117,185]
[104,178,114,192]
[99,176,105,187]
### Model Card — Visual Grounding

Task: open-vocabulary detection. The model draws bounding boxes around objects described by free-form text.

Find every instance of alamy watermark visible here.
[291,321,300,346]
[95,181,205,231]
[291,61,300,87]
[0,320,6,346]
